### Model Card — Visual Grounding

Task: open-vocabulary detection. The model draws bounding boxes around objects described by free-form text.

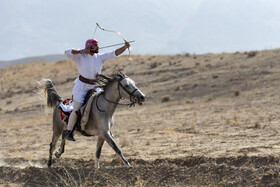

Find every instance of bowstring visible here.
[95,23,132,73]
[112,47,131,73]
[92,24,98,38]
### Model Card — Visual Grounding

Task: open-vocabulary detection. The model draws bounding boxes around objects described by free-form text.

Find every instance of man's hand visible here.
[124,41,130,49]
[115,41,130,56]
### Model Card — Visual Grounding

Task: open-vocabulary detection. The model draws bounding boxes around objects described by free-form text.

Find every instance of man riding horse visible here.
[64,38,130,141]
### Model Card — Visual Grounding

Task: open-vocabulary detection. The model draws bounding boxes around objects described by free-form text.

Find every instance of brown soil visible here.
[0,49,280,186]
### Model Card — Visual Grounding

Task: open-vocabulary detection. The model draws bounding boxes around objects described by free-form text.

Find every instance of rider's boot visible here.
[81,129,91,136]
[64,99,82,141]
[63,130,75,141]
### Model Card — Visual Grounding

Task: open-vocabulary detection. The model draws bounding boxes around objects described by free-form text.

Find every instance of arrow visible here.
[99,40,135,49]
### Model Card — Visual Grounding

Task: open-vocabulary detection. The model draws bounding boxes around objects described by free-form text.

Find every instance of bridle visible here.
[96,74,139,112]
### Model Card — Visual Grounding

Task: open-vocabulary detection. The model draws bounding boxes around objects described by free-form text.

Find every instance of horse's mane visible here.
[96,73,118,90]
[97,71,125,90]
[84,72,123,103]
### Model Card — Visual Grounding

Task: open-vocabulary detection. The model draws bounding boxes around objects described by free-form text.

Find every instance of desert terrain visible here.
[0,49,280,186]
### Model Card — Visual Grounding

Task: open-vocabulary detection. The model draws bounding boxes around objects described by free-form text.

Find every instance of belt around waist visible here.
[79,75,98,85]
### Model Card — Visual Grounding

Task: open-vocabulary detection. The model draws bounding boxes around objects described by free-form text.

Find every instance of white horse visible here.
[39,72,145,168]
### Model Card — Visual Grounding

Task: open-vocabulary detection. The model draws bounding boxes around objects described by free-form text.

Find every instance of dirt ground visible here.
[0,49,280,186]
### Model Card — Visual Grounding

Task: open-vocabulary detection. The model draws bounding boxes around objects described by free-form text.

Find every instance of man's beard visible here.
[90,49,98,53]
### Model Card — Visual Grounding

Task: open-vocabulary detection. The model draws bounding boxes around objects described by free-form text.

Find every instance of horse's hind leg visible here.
[95,137,105,168]
[103,132,130,166]
[55,136,66,158]
[47,132,60,167]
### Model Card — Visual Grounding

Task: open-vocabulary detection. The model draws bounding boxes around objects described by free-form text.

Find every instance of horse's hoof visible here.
[94,165,100,169]
[95,160,100,169]
[123,160,131,166]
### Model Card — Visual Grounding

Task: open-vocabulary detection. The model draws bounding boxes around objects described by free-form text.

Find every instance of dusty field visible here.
[0,49,280,186]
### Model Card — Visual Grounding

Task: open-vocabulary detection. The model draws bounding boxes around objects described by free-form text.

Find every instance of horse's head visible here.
[114,72,145,105]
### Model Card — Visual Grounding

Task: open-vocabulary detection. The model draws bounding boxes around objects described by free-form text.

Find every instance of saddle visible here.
[59,89,100,135]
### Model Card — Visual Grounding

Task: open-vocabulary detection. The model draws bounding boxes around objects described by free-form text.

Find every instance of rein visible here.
[96,79,137,112]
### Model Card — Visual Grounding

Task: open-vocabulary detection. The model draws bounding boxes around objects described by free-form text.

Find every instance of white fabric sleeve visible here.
[64,49,74,59]
[99,50,117,63]
[64,49,81,63]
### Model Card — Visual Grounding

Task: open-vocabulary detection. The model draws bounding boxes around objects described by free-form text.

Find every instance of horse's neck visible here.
[103,80,120,115]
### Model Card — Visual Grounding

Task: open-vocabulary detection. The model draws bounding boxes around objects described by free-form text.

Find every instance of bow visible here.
[96,23,131,72]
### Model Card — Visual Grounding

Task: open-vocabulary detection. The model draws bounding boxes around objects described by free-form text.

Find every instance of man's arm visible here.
[71,49,90,54]
[115,41,130,56]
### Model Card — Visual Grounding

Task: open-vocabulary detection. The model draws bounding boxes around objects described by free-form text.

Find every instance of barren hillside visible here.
[0,49,280,186]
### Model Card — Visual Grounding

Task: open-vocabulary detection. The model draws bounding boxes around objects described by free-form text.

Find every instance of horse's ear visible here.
[114,73,122,80]
[116,71,126,79]
[120,71,127,77]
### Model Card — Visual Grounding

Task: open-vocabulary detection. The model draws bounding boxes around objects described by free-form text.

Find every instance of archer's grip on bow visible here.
[124,41,130,49]
[115,41,130,56]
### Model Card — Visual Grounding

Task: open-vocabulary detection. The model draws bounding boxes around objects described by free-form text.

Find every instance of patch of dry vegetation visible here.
[0,49,280,186]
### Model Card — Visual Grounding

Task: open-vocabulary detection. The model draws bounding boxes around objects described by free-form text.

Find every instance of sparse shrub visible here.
[206,64,212,68]
[212,75,219,79]
[184,53,190,57]
[120,137,130,147]
[185,100,193,104]
[254,122,261,128]
[134,176,148,186]
[234,90,240,96]
[192,84,198,88]
[161,95,170,102]
[207,97,213,102]
[175,85,182,91]
[56,60,66,64]
[176,137,181,147]
[150,62,158,69]
[233,113,240,125]
[247,51,257,58]
[43,167,87,187]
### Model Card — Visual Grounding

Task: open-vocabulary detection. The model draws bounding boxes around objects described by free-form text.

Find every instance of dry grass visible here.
[1,49,280,186]
[0,114,50,127]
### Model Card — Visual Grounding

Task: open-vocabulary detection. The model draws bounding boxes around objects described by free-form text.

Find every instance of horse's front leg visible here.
[95,136,105,168]
[103,131,130,166]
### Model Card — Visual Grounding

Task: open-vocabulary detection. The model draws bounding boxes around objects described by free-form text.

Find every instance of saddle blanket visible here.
[59,100,73,112]
[58,93,97,131]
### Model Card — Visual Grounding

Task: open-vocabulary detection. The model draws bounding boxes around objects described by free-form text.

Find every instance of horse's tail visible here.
[37,79,63,108]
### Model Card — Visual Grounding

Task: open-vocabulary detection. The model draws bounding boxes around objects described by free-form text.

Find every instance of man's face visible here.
[90,43,99,53]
